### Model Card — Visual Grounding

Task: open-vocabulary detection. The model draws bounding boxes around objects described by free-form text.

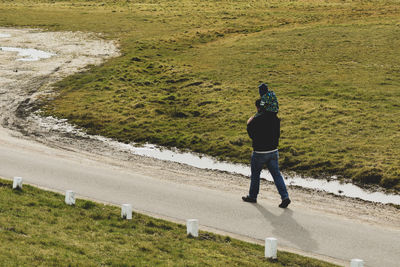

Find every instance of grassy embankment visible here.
[0,178,339,266]
[0,0,399,191]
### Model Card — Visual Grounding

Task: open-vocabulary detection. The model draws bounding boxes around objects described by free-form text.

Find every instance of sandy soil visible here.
[1,27,399,232]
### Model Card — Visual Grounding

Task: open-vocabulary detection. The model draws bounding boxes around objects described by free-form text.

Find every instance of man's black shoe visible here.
[279,198,291,208]
[242,196,257,203]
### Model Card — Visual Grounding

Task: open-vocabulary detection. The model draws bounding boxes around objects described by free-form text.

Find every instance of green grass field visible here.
[0,178,339,266]
[1,0,399,191]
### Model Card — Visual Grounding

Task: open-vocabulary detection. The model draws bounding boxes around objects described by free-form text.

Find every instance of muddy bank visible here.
[0,28,399,229]
[0,28,118,129]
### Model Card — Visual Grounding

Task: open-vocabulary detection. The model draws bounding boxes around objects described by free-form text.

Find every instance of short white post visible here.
[186,219,199,237]
[265,237,277,259]
[350,259,364,267]
[12,177,23,189]
[65,190,75,205]
[121,204,132,220]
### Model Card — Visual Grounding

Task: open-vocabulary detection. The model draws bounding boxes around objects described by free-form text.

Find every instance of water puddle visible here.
[0,46,56,61]
[34,114,400,205]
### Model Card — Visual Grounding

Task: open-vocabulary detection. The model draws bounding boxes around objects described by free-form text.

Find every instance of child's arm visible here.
[247,116,254,125]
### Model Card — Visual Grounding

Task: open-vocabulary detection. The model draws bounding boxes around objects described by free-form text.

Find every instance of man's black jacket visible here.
[247,111,280,151]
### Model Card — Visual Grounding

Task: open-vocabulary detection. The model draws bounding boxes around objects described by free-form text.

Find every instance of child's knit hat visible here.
[258,83,279,112]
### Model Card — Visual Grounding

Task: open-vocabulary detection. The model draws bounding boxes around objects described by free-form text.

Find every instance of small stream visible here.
[35,115,400,205]
[112,142,400,205]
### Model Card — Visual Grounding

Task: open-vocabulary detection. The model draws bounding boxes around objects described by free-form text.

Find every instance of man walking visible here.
[242,98,291,208]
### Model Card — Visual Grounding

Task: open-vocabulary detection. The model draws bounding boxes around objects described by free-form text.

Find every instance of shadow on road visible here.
[253,204,319,251]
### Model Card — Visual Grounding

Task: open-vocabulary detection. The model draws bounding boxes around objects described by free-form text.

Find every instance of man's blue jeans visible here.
[249,150,289,200]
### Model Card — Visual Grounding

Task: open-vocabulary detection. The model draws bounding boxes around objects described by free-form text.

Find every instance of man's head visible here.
[258,83,268,96]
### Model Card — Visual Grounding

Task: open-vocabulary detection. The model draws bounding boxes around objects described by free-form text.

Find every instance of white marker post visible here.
[121,204,132,220]
[65,190,75,205]
[12,177,23,190]
[351,259,364,267]
[265,237,277,259]
[186,219,199,237]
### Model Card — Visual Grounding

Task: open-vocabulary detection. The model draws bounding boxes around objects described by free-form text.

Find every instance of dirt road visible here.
[1,28,399,266]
